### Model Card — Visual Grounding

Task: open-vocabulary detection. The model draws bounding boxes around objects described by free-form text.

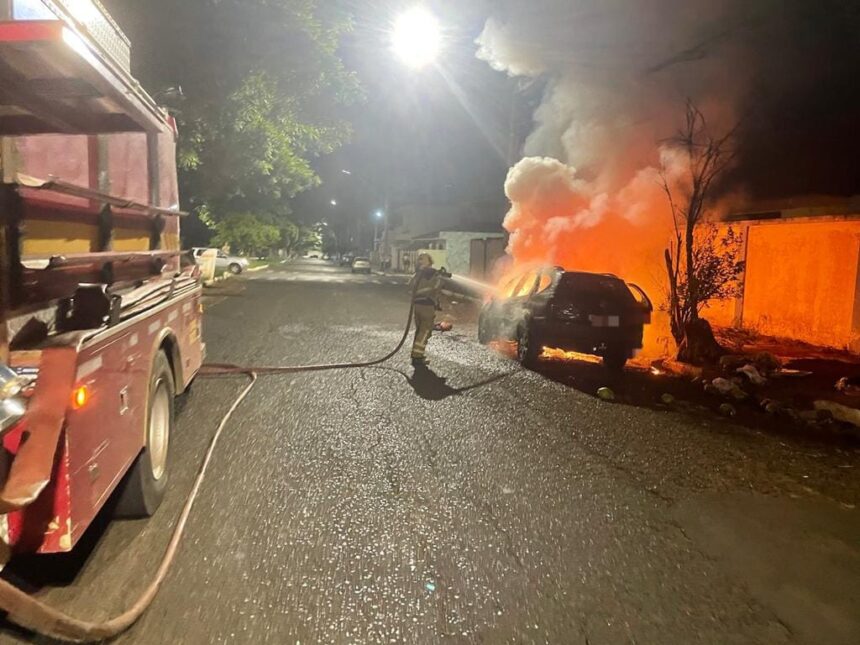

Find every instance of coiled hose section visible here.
[0,293,417,642]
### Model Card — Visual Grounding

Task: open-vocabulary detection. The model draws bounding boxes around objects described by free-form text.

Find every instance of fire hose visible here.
[0,290,422,642]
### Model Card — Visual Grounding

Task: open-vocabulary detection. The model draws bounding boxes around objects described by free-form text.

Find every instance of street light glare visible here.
[375,210,384,219]
[391,7,441,69]
[330,199,338,206]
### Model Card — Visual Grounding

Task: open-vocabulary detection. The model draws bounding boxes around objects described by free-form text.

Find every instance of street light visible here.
[373,209,387,261]
[330,199,338,207]
[391,6,441,69]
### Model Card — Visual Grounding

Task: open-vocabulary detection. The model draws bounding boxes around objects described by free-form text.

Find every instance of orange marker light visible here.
[72,386,89,410]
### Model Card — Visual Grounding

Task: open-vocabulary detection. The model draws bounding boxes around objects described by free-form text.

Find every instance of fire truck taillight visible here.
[72,386,90,410]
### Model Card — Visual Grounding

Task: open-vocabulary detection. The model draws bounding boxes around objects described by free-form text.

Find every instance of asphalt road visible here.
[2,259,858,644]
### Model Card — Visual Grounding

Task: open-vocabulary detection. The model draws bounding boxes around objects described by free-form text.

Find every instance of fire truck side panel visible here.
[107,133,150,203]
[66,332,143,533]
[62,289,202,551]
[3,288,203,554]
[5,135,91,208]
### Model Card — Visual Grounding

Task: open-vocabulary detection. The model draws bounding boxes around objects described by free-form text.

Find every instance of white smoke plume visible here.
[477,0,748,187]
[479,0,860,355]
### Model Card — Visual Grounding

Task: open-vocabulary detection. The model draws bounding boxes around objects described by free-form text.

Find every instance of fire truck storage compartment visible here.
[0,0,164,135]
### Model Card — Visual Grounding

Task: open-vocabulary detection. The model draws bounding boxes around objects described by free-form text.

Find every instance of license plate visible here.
[589,315,621,327]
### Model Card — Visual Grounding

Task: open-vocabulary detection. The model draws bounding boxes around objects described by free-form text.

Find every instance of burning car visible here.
[478,267,652,372]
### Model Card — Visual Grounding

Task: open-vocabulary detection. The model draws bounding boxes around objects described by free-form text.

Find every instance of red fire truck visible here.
[0,1,203,557]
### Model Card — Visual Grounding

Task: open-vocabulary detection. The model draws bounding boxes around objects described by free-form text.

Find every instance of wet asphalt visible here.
[1,259,859,645]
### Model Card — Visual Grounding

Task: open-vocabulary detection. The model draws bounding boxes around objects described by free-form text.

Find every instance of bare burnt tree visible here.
[661,100,745,364]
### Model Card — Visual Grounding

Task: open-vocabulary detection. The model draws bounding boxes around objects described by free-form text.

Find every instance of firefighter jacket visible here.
[409,268,443,307]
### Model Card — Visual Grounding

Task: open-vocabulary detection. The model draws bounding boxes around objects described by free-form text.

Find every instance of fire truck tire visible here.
[115,351,174,518]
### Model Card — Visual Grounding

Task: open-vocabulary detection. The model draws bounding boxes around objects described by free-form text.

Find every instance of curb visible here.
[247,264,270,273]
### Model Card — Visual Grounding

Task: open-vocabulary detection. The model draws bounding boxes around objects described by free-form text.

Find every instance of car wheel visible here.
[603,347,629,374]
[517,325,542,369]
[229,263,243,274]
[478,311,493,344]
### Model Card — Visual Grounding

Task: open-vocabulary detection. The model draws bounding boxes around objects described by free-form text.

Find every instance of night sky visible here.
[103,0,860,232]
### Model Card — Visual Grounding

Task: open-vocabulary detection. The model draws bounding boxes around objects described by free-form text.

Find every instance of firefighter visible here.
[409,253,443,366]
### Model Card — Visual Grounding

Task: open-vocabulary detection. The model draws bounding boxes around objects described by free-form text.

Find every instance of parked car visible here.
[478,267,652,372]
[192,248,250,274]
[351,257,372,274]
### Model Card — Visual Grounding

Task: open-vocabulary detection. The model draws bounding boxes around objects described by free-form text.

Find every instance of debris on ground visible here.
[653,358,703,379]
[434,322,454,332]
[720,352,781,377]
[773,368,813,379]
[719,403,737,417]
[597,387,615,402]
[758,398,782,415]
[835,377,860,395]
[814,400,860,428]
[711,377,736,395]
[660,393,675,405]
[737,364,767,386]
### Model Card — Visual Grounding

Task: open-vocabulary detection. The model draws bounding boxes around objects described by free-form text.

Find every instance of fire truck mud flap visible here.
[0,347,77,517]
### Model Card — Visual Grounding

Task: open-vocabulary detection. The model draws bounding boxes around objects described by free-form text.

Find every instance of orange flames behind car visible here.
[540,347,604,364]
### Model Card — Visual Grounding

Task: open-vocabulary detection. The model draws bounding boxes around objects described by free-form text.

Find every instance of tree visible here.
[212,213,281,256]
[104,0,361,221]
[661,101,745,364]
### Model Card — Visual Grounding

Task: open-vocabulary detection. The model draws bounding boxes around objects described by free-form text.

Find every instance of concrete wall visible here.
[437,232,490,276]
[743,221,860,350]
[708,220,860,351]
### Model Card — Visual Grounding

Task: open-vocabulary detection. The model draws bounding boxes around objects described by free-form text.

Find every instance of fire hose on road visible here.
[0,290,424,642]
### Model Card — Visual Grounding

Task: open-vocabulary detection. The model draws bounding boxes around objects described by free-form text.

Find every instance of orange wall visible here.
[741,221,860,350]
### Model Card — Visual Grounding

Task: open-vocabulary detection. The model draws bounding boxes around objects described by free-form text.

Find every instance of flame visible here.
[500,154,741,359]
[540,347,603,364]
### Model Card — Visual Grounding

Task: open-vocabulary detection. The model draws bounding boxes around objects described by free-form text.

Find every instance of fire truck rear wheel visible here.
[115,350,174,518]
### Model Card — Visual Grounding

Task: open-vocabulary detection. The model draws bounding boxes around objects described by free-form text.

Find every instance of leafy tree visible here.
[105,0,361,220]
[212,213,281,256]
[275,220,319,257]
[661,101,745,364]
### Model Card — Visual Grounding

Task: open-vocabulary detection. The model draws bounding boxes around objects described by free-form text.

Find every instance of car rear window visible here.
[557,273,636,307]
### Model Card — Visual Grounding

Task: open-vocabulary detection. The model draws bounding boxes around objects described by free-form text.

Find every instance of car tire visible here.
[603,347,629,374]
[114,350,174,518]
[229,263,243,275]
[477,311,493,344]
[517,324,542,369]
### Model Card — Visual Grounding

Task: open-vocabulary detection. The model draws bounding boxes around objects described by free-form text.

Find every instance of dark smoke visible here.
[477,0,860,200]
